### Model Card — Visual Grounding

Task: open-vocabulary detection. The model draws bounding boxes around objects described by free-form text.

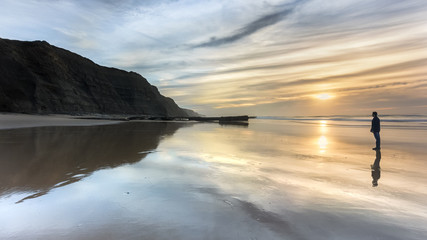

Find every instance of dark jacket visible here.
[371,116,380,132]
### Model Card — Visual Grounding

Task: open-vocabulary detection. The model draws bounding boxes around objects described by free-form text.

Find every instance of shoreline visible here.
[0,113,253,130]
[0,113,123,130]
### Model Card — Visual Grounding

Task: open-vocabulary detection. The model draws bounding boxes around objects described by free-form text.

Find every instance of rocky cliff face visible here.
[0,38,189,117]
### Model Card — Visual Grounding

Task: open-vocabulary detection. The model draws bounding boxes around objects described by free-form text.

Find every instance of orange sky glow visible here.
[1,0,426,116]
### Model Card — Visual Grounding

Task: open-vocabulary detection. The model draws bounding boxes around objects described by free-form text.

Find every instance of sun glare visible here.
[317,135,328,154]
[316,93,332,100]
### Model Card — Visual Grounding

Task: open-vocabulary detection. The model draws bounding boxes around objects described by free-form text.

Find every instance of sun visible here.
[316,93,332,100]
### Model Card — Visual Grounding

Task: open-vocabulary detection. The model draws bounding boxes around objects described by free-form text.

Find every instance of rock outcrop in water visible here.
[0,38,191,117]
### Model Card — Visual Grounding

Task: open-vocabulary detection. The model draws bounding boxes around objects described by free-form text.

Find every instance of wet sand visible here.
[0,117,426,239]
[0,113,121,130]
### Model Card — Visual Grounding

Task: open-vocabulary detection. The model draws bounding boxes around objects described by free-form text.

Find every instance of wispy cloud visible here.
[192,2,303,48]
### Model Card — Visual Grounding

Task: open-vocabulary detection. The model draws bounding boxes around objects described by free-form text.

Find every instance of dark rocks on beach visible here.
[0,38,191,117]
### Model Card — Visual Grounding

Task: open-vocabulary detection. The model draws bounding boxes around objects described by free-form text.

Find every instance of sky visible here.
[1,0,427,116]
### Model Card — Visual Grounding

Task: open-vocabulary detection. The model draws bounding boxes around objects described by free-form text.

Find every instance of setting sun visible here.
[316,93,332,100]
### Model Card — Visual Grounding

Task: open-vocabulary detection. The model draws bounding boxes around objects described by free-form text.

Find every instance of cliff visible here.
[0,38,189,117]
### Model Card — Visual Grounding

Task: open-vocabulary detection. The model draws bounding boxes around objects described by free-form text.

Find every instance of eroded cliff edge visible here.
[0,38,190,117]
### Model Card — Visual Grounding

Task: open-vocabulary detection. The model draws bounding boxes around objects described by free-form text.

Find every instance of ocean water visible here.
[0,116,426,240]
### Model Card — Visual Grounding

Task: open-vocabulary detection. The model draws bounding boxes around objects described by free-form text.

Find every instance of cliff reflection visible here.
[0,122,188,203]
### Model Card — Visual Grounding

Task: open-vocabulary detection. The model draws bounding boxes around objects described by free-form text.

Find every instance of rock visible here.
[0,38,190,117]
[182,108,201,117]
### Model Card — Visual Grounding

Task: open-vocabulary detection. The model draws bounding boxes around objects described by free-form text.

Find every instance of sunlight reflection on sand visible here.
[0,118,426,239]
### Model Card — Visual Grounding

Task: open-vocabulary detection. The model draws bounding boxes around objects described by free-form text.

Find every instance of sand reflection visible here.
[317,135,328,153]
[1,119,426,239]
[0,122,188,203]
[317,121,328,153]
[371,149,382,187]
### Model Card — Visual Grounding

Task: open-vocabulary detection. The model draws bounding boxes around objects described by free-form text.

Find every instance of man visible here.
[370,112,381,150]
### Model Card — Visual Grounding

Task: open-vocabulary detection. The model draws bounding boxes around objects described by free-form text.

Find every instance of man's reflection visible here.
[371,149,381,187]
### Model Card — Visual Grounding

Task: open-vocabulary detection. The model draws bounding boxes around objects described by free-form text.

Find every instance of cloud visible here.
[243,58,427,91]
[192,1,305,48]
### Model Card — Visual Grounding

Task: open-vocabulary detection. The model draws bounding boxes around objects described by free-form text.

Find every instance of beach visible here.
[0,114,426,239]
[0,113,121,130]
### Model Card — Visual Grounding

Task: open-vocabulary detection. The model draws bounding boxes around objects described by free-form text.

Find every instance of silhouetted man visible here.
[370,112,381,150]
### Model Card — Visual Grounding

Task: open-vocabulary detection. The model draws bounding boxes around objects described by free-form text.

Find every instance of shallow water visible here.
[0,119,426,239]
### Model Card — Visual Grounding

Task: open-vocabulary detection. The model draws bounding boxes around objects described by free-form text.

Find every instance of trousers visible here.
[373,132,380,149]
